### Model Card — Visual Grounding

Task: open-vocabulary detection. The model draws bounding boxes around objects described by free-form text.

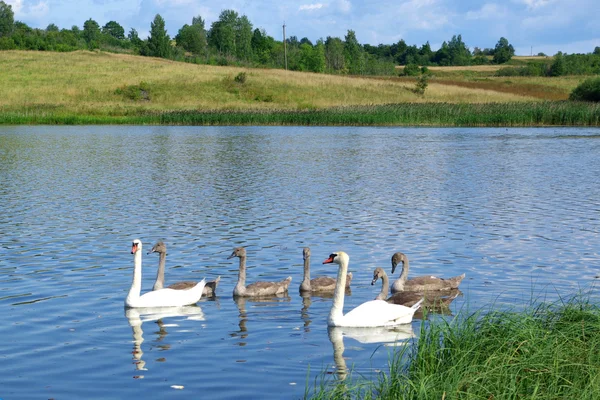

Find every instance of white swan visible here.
[323,251,422,327]
[125,239,206,308]
[299,247,352,293]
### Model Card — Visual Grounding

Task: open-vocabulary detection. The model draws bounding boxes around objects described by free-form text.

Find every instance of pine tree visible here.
[148,14,171,58]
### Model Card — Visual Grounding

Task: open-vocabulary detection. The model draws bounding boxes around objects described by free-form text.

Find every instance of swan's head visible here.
[391,252,408,274]
[371,267,386,285]
[131,239,142,255]
[148,241,166,255]
[303,247,311,260]
[322,251,349,265]
[227,247,246,259]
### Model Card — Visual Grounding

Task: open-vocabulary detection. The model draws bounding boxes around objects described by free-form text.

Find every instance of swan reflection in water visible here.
[300,289,352,333]
[327,324,415,381]
[125,305,205,373]
[232,295,291,347]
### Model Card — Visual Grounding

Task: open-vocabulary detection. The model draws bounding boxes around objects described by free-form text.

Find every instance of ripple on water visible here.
[0,126,599,399]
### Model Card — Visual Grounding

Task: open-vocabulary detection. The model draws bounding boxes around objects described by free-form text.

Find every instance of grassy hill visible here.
[0,50,597,126]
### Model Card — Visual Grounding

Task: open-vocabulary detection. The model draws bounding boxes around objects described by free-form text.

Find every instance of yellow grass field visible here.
[0,50,558,118]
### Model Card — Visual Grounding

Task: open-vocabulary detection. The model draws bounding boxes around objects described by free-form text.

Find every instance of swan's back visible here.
[404,273,466,292]
[128,279,206,308]
[334,300,418,327]
[310,273,353,292]
[244,277,292,296]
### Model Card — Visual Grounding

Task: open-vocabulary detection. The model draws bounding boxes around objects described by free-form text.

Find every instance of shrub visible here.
[569,77,600,102]
[413,75,429,95]
[234,72,247,84]
[401,63,420,76]
[115,81,151,101]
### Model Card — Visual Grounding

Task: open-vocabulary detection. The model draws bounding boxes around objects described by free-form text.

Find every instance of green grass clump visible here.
[115,81,151,101]
[307,296,600,399]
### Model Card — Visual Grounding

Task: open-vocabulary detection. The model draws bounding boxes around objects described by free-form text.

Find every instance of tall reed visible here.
[307,295,600,399]
[2,102,598,126]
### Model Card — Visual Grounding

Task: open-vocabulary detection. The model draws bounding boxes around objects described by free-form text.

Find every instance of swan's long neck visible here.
[153,252,166,291]
[235,255,247,292]
[398,258,409,285]
[329,259,348,325]
[393,258,409,291]
[378,273,389,300]
[127,250,143,304]
[300,256,311,291]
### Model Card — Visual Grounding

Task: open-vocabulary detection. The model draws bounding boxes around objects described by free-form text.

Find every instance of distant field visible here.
[0,50,596,126]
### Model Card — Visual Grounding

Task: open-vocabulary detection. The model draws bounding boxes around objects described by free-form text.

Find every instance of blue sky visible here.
[5,0,600,55]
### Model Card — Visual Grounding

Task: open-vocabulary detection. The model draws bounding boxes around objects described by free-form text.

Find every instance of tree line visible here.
[1,1,599,77]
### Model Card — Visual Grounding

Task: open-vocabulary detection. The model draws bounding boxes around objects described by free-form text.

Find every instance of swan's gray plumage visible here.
[390,252,465,293]
[299,247,352,293]
[228,247,291,297]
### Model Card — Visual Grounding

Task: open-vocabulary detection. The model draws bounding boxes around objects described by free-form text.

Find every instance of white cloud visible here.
[336,0,351,13]
[466,3,505,20]
[5,0,23,15]
[519,0,553,9]
[299,4,324,11]
[30,1,49,17]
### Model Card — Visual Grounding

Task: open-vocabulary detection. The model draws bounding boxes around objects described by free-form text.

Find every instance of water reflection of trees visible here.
[125,306,205,373]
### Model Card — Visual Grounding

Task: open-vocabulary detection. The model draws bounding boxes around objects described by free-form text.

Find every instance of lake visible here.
[1,126,599,399]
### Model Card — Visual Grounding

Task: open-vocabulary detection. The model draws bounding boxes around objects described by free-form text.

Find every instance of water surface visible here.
[1,126,599,399]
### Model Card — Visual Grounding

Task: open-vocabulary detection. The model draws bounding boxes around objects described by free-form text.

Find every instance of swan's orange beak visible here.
[323,256,334,264]
[131,243,138,254]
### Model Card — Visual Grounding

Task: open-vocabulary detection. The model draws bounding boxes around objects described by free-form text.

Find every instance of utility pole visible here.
[283,22,288,70]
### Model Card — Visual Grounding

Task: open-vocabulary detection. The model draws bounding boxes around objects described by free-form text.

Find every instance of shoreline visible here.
[2,102,599,126]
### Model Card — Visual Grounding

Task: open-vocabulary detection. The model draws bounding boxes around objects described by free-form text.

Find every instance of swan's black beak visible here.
[391,261,397,275]
[371,277,378,285]
[227,252,236,259]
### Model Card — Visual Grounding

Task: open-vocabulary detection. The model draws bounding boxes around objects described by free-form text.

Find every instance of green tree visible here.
[82,18,100,48]
[46,23,59,32]
[102,21,125,40]
[176,22,207,55]
[447,34,471,65]
[549,52,565,76]
[208,9,237,56]
[325,36,345,72]
[344,30,364,74]
[251,28,274,64]
[0,0,15,38]
[492,37,515,64]
[234,15,253,60]
[147,14,171,58]
[311,39,326,73]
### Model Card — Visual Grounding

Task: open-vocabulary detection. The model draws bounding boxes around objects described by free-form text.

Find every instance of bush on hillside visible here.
[569,77,600,102]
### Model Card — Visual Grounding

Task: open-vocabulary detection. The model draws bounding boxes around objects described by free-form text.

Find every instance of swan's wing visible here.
[387,292,423,306]
[310,276,336,290]
[405,273,465,290]
[168,281,197,290]
[137,280,206,307]
[343,300,416,327]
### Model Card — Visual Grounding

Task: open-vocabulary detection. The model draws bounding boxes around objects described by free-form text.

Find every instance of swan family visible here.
[125,240,465,328]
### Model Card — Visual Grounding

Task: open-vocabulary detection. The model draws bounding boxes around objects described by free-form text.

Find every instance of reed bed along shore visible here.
[307,295,600,399]
[1,102,599,126]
